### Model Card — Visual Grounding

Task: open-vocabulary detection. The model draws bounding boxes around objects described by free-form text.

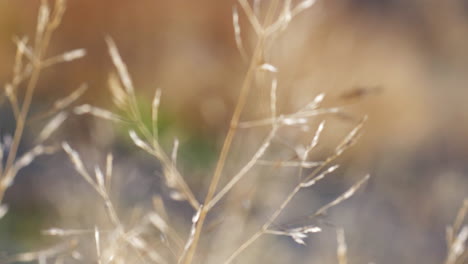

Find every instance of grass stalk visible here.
[0,0,66,203]
[180,33,265,264]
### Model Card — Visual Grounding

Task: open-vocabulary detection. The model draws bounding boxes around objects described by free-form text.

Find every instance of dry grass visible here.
[0,0,86,207]
[0,1,466,264]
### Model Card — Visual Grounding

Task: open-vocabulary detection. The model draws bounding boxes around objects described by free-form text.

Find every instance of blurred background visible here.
[0,0,467,263]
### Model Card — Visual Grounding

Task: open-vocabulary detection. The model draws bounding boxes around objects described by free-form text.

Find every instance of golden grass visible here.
[0,1,466,264]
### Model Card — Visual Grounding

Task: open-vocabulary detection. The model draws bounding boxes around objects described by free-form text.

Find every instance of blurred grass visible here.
[0,1,467,263]
[116,95,219,170]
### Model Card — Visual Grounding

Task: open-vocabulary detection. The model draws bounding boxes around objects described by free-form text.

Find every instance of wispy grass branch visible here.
[0,0,86,205]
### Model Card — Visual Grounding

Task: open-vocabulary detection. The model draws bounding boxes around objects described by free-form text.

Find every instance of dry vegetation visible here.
[0,0,466,264]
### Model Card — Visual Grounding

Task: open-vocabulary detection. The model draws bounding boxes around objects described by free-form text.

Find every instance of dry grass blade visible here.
[281,116,308,126]
[2,240,78,263]
[152,88,162,140]
[12,36,29,80]
[108,72,128,109]
[266,0,318,35]
[445,198,468,264]
[54,84,88,110]
[42,48,86,67]
[237,0,263,35]
[5,83,20,120]
[1,145,57,191]
[42,228,96,236]
[453,199,468,238]
[301,120,326,161]
[148,212,169,234]
[232,6,247,61]
[128,130,200,209]
[94,166,105,192]
[301,93,325,111]
[171,138,179,167]
[62,143,122,228]
[152,196,169,221]
[223,231,263,264]
[58,48,86,61]
[129,130,153,153]
[238,107,342,128]
[74,104,124,122]
[125,234,168,264]
[259,63,278,73]
[61,142,96,189]
[313,174,370,218]
[256,159,322,168]
[291,0,316,16]
[94,227,102,264]
[301,165,339,188]
[264,0,317,35]
[36,111,68,143]
[336,228,348,264]
[106,37,145,124]
[0,204,8,219]
[28,84,88,124]
[335,116,367,155]
[300,117,366,186]
[13,37,34,63]
[265,226,322,245]
[264,0,292,34]
[270,78,278,120]
[105,153,113,192]
[148,210,183,251]
[178,206,203,264]
[35,0,50,47]
[445,226,468,264]
[206,124,279,211]
[105,37,134,94]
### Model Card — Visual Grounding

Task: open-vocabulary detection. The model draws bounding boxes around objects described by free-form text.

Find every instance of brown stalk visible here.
[180,36,264,264]
[0,0,66,203]
[180,1,282,263]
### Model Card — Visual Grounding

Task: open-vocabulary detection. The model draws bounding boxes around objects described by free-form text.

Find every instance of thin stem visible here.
[100,191,123,230]
[237,0,263,35]
[223,169,302,264]
[0,67,41,203]
[5,85,21,121]
[181,1,282,263]
[238,107,342,128]
[264,184,302,229]
[223,230,264,264]
[130,105,200,209]
[0,1,64,203]
[147,136,200,209]
[205,124,278,211]
[180,37,263,264]
[223,139,351,263]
